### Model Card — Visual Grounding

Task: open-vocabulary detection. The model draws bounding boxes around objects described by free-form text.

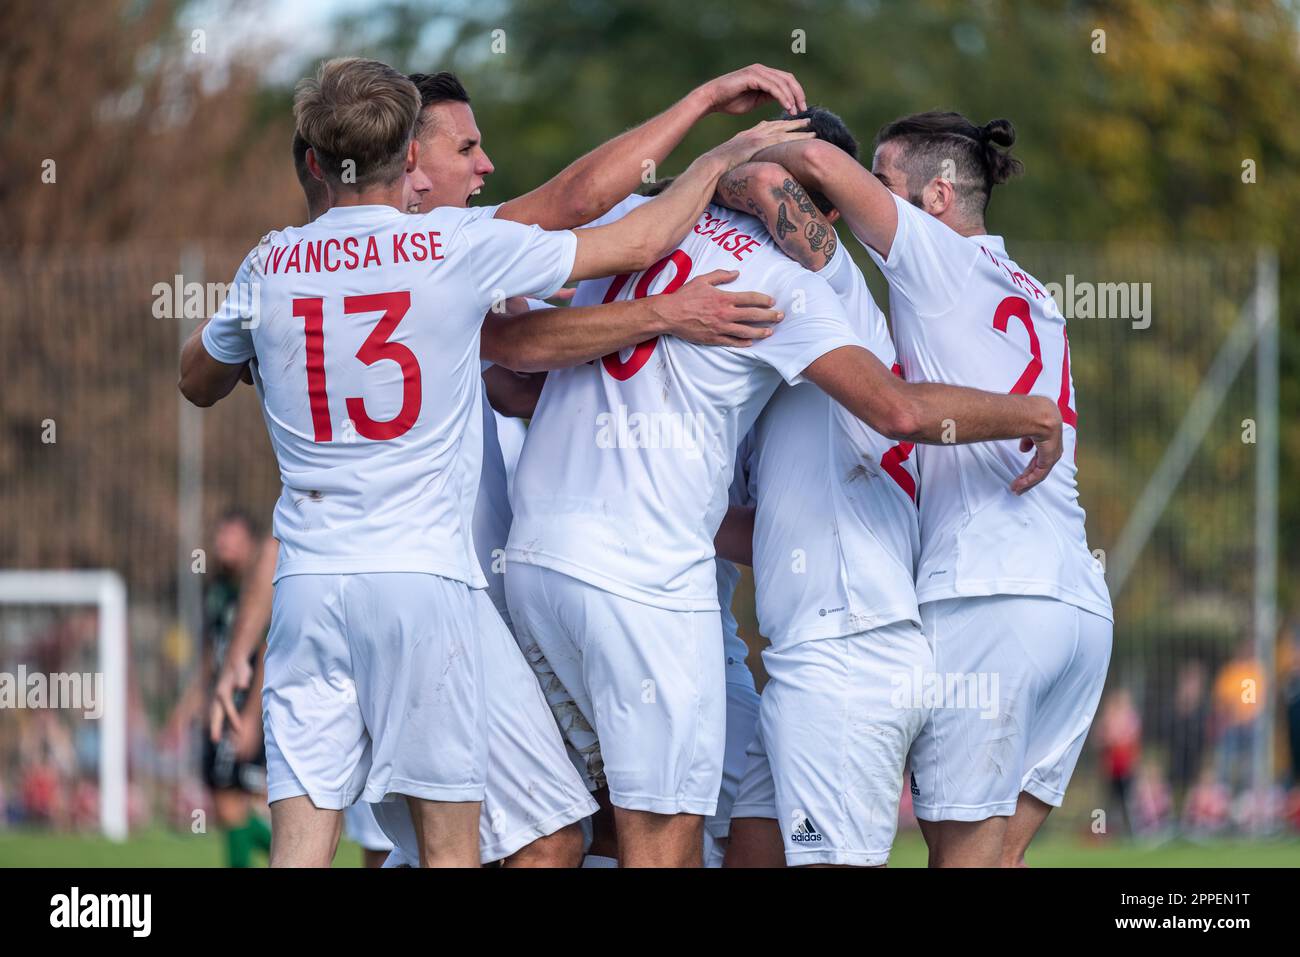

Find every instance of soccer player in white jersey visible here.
[179,56,815,867]
[750,112,1114,867]
[505,182,1065,866]
[385,67,820,867]
[214,72,803,867]
[375,68,810,867]
[705,108,932,867]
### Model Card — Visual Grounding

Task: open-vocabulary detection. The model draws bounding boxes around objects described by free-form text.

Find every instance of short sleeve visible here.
[745,272,863,385]
[465,218,578,303]
[862,192,980,318]
[200,249,258,365]
[818,239,857,300]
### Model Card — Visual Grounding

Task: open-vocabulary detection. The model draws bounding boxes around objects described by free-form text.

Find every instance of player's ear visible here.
[922,176,954,217]
[825,208,841,226]
[305,147,325,182]
[405,137,420,174]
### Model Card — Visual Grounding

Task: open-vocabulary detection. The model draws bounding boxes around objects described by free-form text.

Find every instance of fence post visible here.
[1251,246,1279,830]
[177,245,205,748]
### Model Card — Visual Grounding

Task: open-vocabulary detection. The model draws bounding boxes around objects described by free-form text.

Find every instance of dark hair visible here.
[780,106,858,214]
[217,507,260,539]
[409,71,470,138]
[291,132,328,219]
[873,111,1023,216]
[640,176,675,197]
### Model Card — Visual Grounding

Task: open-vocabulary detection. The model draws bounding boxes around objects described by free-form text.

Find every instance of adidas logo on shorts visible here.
[790,814,823,843]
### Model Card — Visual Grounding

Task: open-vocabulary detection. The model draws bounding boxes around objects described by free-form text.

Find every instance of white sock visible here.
[581,854,618,868]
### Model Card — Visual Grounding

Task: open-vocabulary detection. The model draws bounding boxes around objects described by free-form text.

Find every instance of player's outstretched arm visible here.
[750,138,899,259]
[496,65,807,230]
[567,119,815,282]
[481,269,782,373]
[802,346,1063,494]
[715,162,839,272]
[209,535,277,743]
[179,319,247,407]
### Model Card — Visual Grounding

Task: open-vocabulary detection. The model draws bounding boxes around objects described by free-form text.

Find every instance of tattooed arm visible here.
[715,161,838,271]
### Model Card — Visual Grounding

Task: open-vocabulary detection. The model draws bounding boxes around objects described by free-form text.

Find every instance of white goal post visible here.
[0,570,128,841]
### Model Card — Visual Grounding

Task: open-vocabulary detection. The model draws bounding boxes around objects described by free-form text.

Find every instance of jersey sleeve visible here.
[861,192,980,318]
[465,218,578,303]
[745,272,863,386]
[464,203,504,223]
[199,248,259,365]
[818,239,858,300]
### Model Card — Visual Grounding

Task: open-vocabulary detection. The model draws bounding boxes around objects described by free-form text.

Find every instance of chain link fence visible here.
[0,238,1285,843]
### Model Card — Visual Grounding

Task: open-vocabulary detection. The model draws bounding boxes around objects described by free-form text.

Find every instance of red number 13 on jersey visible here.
[294,291,422,442]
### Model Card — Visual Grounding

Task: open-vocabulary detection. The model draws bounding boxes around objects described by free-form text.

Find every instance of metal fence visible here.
[0,238,1284,841]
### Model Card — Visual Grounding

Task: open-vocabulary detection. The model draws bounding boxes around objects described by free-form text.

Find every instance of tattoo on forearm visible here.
[717,172,751,205]
[822,229,838,264]
[805,220,828,251]
[774,202,797,240]
[781,178,816,216]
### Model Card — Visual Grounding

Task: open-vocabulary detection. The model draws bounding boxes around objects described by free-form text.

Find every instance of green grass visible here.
[0,828,367,868]
[1,828,1297,867]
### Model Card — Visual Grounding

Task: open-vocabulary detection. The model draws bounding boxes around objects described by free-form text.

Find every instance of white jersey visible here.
[472,288,549,617]
[717,440,754,673]
[748,243,921,648]
[202,203,575,585]
[863,194,1111,620]
[507,197,863,611]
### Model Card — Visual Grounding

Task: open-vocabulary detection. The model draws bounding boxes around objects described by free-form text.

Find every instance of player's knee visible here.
[723,818,784,868]
[506,822,585,867]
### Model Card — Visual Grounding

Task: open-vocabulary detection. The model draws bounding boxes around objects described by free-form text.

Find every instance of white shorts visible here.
[375,592,598,865]
[505,563,726,817]
[731,621,932,866]
[344,803,393,853]
[263,573,485,809]
[703,673,761,867]
[909,595,1113,822]
[511,608,605,793]
[732,722,776,822]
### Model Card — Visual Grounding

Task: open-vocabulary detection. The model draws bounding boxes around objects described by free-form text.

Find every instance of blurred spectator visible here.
[1212,642,1263,797]
[1281,625,1300,789]
[1169,661,1209,817]
[1132,760,1172,837]
[1184,766,1231,836]
[1098,688,1142,837]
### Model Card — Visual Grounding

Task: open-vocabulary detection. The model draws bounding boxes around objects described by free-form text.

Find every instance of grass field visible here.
[1,828,1297,867]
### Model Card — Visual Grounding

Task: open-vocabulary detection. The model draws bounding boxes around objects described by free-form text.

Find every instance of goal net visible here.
[0,571,127,841]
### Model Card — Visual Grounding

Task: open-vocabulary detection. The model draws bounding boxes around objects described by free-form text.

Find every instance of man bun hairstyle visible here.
[294,57,420,189]
[874,111,1023,216]
[780,106,858,215]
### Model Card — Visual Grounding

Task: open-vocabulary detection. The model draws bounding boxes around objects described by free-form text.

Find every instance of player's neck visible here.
[938,210,988,238]
[326,182,406,213]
